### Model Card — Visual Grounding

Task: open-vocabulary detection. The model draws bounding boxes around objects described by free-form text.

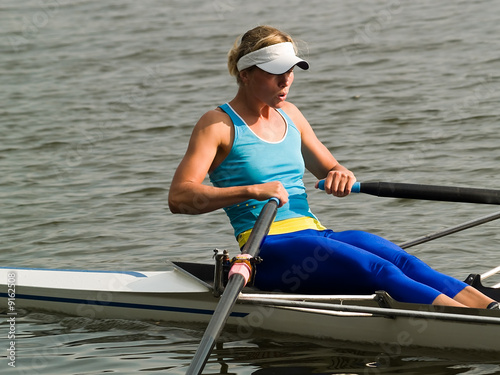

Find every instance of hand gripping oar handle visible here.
[186,198,279,375]
[318,180,360,193]
[318,180,500,205]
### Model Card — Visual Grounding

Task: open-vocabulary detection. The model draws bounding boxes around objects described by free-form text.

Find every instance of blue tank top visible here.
[209,103,318,238]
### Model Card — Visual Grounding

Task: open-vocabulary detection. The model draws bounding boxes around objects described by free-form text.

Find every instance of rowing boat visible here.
[2,260,500,353]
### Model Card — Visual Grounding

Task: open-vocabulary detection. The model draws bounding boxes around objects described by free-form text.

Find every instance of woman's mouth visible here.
[278,91,287,100]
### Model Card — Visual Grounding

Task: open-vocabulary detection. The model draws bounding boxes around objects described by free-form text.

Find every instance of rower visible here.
[168,25,498,309]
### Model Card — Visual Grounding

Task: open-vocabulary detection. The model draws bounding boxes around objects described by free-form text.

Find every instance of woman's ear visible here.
[239,69,250,85]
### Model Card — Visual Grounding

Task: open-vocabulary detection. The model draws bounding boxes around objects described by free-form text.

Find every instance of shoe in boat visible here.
[487,302,500,309]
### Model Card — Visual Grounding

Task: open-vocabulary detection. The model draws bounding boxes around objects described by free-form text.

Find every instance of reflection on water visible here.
[1,309,499,374]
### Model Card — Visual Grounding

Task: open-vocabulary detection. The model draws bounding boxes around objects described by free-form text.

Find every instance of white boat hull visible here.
[1,265,500,354]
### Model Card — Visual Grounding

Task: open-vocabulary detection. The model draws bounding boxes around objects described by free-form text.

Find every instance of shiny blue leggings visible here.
[254,229,467,304]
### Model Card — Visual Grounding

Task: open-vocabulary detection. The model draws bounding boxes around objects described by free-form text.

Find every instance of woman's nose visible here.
[279,72,292,87]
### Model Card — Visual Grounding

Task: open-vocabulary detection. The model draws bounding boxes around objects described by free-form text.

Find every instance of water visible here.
[1,0,500,373]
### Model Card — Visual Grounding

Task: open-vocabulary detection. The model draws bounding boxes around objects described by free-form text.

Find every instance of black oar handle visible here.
[318,180,500,205]
[242,197,279,256]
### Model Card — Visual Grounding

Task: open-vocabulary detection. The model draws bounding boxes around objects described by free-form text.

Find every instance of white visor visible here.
[236,42,309,75]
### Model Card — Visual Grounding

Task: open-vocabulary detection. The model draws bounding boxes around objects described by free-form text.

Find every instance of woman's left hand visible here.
[316,169,356,197]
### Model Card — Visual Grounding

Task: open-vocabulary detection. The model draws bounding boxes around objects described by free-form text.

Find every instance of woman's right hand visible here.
[250,181,288,207]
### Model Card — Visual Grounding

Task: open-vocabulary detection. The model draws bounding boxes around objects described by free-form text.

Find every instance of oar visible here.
[398,210,500,249]
[318,180,500,205]
[186,197,279,375]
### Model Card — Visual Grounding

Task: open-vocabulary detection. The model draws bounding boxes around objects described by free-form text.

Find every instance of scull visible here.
[1,260,500,353]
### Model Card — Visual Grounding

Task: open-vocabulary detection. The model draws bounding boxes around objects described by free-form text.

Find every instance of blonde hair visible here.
[228,25,296,84]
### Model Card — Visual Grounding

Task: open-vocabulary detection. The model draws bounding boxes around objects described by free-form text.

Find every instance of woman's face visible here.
[244,67,295,108]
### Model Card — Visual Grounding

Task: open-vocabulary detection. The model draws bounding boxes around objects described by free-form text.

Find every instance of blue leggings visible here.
[253,229,467,304]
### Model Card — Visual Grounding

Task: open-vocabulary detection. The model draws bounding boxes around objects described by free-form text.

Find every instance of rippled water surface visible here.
[1,0,500,373]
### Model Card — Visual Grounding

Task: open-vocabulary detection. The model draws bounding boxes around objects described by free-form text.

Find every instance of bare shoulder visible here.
[190,107,231,140]
[280,101,300,115]
[196,107,231,131]
[279,101,310,132]
[187,107,234,158]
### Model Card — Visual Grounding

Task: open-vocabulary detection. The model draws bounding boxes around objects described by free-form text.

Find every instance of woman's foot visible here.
[487,301,500,309]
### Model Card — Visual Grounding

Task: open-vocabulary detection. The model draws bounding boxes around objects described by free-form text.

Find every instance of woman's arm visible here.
[168,110,288,214]
[282,102,356,197]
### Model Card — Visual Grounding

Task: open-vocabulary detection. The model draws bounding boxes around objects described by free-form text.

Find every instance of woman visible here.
[168,25,497,308]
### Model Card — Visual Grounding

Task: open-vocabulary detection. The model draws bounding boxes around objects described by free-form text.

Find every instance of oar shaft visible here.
[399,210,500,249]
[186,198,279,375]
[186,273,246,374]
[318,180,500,205]
[358,182,500,205]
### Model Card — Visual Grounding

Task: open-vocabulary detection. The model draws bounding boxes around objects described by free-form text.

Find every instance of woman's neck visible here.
[229,89,273,121]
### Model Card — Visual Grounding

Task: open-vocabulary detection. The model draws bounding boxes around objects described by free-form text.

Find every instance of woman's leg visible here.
[432,294,466,307]
[453,286,496,308]
[328,230,496,307]
[256,230,444,304]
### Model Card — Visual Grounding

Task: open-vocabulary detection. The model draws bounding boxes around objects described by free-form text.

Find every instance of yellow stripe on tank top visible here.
[237,216,326,248]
